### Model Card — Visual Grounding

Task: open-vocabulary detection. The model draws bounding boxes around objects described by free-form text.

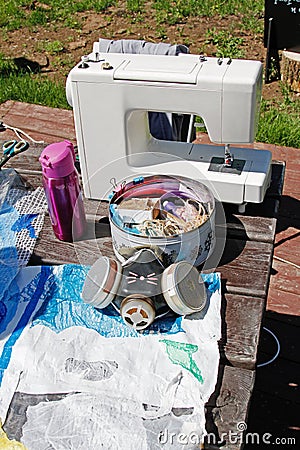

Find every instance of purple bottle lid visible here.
[39,140,76,178]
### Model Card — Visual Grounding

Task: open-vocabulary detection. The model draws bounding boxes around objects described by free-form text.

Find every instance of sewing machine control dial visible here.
[101,61,113,70]
[78,55,89,69]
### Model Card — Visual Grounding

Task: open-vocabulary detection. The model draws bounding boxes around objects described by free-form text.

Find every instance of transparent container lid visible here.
[109,175,215,238]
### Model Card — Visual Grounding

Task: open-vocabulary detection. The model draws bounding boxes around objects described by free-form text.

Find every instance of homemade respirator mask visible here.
[82,249,207,331]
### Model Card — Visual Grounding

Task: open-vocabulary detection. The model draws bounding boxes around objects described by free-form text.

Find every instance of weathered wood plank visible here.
[30,216,114,266]
[221,294,265,370]
[0,101,76,144]
[267,288,300,316]
[0,100,15,117]
[218,239,274,298]
[282,166,300,198]
[274,226,300,262]
[17,172,43,190]
[205,365,255,449]
[225,214,277,244]
[268,259,300,316]
[0,101,74,127]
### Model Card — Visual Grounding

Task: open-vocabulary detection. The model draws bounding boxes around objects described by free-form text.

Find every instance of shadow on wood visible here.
[245,310,300,448]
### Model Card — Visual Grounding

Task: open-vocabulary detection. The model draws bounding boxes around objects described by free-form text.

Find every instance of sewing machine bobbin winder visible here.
[66,43,272,212]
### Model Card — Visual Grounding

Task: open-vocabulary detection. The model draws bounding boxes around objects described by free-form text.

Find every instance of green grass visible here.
[205,28,245,58]
[0,53,69,108]
[0,0,116,30]
[257,87,300,148]
[0,0,264,30]
[126,0,145,14]
[0,72,69,108]
[37,40,65,55]
[153,0,263,26]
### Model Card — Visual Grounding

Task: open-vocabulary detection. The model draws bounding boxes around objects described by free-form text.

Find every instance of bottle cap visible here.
[82,256,122,308]
[39,140,76,178]
[161,262,207,315]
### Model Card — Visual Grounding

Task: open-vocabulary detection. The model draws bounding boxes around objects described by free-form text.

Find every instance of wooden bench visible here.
[2,141,284,449]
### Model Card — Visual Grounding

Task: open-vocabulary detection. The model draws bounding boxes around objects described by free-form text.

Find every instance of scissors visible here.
[0,139,29,169]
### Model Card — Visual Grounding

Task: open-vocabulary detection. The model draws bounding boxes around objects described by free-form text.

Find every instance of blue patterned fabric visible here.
[0,263,221,386]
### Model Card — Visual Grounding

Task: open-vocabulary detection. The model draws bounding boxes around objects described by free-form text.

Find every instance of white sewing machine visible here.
[66,42,272,209]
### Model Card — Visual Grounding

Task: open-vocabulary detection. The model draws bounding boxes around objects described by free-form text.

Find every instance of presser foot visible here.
[224,153,234,167]
[224,144,233,168]
[208,157,246,175]
[238,203,247,214]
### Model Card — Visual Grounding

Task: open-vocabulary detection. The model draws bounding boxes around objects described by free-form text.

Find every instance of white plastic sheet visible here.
[0,264,221,449]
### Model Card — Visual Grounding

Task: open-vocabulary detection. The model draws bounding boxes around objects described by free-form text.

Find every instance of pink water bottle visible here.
[39,140,86,242]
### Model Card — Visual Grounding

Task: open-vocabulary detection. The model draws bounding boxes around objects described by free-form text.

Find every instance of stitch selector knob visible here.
[79,55,89,69]
[101,61,113,70]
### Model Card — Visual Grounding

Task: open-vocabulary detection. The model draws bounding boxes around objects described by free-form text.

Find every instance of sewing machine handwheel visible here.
[120,294,155,331]
[82,256,122,308]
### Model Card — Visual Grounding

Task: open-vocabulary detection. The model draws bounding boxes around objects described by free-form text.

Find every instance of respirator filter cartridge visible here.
[161,261,207,315]
[82,256,122,308]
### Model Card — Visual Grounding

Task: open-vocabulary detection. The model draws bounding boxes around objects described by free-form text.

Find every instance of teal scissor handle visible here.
[2,139,29,156]
[2,139,17,155]
[0,139,29,169]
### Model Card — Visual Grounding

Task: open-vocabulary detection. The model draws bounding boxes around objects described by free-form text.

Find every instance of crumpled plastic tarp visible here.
[0,169,47,421]
[0,261,221,449]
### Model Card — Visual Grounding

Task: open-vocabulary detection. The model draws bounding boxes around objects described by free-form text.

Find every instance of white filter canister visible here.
[120,294,156,330]
[161,261,207,315]
[82,256,122,308]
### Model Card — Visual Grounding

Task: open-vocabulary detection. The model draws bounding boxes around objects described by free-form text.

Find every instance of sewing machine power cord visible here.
[0,121,44,144]
[257,327,280,368]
